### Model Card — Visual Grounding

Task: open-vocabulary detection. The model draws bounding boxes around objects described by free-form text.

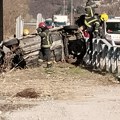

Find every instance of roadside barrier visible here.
[84,38,120,78]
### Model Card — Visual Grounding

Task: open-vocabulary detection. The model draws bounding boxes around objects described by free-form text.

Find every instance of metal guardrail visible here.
[84,38,120,78]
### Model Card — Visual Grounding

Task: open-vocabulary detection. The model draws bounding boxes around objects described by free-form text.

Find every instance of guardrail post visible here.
[16,15,24,39]
[36,13,44,29]
[111,47,118,73]
[96,40,102,68]
[106,47,113,72]
[83,38,91,65]
[116,47,120,76]
[100,44,108,71]
[92,39,97,67]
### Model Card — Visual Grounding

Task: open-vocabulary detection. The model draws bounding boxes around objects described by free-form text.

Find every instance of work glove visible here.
[36,28,42,34]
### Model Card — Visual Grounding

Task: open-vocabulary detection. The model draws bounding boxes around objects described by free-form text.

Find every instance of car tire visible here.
[4,38,19,48]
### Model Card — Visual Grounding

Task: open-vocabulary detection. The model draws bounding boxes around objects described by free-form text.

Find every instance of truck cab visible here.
[53,15,70,27]
[104,17,120,45]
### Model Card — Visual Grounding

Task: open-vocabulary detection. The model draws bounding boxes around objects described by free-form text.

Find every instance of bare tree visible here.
[3,0,29,39]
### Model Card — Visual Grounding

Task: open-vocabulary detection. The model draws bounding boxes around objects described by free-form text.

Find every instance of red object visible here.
[38,22,46,28]
[107,29,113,33]
[46,26,53,29]
[83,31,90,38]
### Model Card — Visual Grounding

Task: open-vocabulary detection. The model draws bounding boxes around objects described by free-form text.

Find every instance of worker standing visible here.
[37,22,52,68]
[84,6,100,34]
[84,5,100,63]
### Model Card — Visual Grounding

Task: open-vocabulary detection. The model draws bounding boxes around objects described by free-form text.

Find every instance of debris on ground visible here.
[15,88,39,98]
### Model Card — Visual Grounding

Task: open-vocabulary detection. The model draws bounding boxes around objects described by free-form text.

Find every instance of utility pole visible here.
[63,0,67,15]
[0,0,3,41]
[70,0,73,25]
[63,0,65,15]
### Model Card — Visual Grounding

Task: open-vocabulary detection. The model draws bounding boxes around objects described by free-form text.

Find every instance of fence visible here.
[16,14,44,39]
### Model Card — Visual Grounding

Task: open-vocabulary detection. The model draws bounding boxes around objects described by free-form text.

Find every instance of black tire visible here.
[63,25,78,31]
[3,38,19,48]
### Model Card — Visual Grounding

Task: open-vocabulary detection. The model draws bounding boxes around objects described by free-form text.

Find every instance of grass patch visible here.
[67,67,88,75]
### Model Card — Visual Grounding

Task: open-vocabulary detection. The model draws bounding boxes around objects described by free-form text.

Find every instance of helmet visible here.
[38,22,46,28]
[23,29,29,36]
[100,13,108,21]
[85,6,94,17]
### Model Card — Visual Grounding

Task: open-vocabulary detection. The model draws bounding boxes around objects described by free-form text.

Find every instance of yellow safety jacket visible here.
[84,16,100,32]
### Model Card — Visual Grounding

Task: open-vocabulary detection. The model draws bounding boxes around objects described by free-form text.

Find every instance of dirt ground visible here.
[0,62,120,120]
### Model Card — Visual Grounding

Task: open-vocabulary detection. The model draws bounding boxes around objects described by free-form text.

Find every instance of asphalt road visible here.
[2,85,120,120]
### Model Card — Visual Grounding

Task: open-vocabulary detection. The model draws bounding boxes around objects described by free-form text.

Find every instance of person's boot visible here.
[38,59,44,66]
[47,63,52,68]
[47,62,52,68]
[38,59,43,62]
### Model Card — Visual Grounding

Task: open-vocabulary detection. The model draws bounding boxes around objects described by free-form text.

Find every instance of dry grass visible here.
[3,0,30,38]
[0,63,115,99]
[0,62,117,114]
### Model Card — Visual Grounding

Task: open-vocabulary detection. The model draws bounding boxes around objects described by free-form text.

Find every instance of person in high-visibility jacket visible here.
[84,6,100,62]
[37,22,52,68]
[84,6,100,37]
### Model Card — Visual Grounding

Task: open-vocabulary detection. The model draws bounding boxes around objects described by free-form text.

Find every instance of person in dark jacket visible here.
[37,22,52,68]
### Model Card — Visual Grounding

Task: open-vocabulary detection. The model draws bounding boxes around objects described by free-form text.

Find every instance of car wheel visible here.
[3,38,19,48]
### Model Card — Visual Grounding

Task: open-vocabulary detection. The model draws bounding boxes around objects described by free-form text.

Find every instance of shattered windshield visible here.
[106,22,120,34]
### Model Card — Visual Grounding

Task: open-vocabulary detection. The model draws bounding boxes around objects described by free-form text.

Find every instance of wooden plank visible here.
[22,41,41,49]
[23,44,40,51]
[24,49,39,55]
[20,35,41,48]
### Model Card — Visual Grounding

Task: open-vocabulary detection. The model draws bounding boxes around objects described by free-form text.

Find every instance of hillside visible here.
[3,0,30,38]
[29,0,85,19]
[28,0,120,18]
[3,0,120,38]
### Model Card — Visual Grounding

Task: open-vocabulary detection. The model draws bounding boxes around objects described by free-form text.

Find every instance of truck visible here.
[53,15,70,27]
